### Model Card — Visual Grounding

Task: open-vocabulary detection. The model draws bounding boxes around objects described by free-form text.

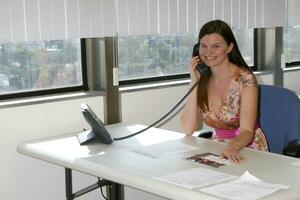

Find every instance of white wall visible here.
[121,85,188,132]
[256,72,274,85]
[284,69,300,95]
[1,70,298,200]
[1,96,105,200]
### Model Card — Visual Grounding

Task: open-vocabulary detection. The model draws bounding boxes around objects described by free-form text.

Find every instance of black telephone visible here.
[192,43,209,75]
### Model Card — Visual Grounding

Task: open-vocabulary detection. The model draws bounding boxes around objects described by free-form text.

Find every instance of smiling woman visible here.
[198,33,234,69]
[181,20,268,164]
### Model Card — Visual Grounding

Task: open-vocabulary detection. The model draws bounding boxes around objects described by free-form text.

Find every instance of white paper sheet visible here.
[130,141,198,158]
[200,171,289,200]
[155,167,237,189]
[292,160,300,167]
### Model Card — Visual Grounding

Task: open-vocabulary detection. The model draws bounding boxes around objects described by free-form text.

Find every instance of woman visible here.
[180,20,268,163]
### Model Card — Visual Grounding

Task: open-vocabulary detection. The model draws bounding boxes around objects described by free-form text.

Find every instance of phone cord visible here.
[113,80,199,141]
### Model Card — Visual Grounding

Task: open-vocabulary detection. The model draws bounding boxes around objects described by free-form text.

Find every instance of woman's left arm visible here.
[220,86,258,163]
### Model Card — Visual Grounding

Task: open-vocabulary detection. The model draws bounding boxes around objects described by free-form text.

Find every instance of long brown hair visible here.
[197,20,253,112]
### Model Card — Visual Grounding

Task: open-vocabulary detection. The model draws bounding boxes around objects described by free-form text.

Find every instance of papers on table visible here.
[186,153,233,167]
[292,160,300,167]
[155,167,237,189]
[200,171,289,200]
[130,141,198,158]
[202,153,233,166]
[156,169,289,200]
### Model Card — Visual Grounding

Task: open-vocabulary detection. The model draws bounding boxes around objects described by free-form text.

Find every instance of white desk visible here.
[17,123,300,200]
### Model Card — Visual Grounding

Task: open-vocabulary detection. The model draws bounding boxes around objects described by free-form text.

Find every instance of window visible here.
[0,39,86,99]
[118,30,254,83]
[284,0,300,67]
[118,33,196,82]
[232,29,254,67]
[284,25,300,65]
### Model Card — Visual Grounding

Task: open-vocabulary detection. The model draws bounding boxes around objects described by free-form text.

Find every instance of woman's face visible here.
[199,33,233,68]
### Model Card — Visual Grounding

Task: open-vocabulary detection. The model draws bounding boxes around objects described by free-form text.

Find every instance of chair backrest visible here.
[258,85,300,154]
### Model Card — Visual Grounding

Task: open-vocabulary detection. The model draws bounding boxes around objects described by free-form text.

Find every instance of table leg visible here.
[106,183,124,200]
[65,168,124,200]
[65,168,73,200]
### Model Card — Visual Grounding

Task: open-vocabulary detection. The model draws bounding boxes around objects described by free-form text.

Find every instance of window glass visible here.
[0,39,82,95]
[284,25,300,63]
[118,30,254,82]
[118,33,196,81]
[232,29,254,67]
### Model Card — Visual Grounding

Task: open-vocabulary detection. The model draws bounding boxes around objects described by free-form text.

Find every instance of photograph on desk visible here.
[186,152,233,167]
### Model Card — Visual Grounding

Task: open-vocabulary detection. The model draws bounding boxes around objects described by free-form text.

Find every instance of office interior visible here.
[1,0,299,200]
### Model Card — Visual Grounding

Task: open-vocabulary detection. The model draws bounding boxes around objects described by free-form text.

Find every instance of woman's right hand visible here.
[220,143,245,164]
[189,56,201,82]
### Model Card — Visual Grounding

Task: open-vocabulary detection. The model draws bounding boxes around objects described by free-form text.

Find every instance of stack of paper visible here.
[156,169,289,200]
[155,167,237,189]
[200,171,289,200]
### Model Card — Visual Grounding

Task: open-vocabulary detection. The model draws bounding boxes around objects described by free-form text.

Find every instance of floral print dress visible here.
[202,68,269,151]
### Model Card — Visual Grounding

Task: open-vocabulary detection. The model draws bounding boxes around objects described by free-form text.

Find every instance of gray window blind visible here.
[287,0,300,26]
[117,0,285,36]
[0,0,116,42]
[0,0,286,42]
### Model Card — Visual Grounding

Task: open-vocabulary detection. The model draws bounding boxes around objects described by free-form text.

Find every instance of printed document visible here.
[200,171,289,200]
[130,141,198,158]
[292,160,300,167]
[186,153,233,167]
[155,167,236,189]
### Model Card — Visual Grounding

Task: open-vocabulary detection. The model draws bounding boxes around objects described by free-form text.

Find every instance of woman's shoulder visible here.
[235,67,257,87]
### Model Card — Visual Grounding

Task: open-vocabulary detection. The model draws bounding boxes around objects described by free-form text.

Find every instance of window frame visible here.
[286,61,300,67]
[119,73,190,86]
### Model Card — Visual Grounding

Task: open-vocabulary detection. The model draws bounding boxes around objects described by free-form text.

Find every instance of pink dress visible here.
[202,68,269,151]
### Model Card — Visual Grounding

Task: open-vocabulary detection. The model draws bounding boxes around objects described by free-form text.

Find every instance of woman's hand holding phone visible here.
[189,56,201,83]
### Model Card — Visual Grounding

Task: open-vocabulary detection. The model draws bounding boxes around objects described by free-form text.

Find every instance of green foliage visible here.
[0,40,81,92]
[118,33,197,80]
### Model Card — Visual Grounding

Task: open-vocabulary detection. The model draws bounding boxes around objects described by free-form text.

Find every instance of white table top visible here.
[17,123,300,200]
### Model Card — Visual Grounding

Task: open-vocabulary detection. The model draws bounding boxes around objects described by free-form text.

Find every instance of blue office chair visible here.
[258,84,300,157]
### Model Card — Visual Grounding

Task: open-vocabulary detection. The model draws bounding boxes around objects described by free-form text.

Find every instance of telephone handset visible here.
[192,43,209,75]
